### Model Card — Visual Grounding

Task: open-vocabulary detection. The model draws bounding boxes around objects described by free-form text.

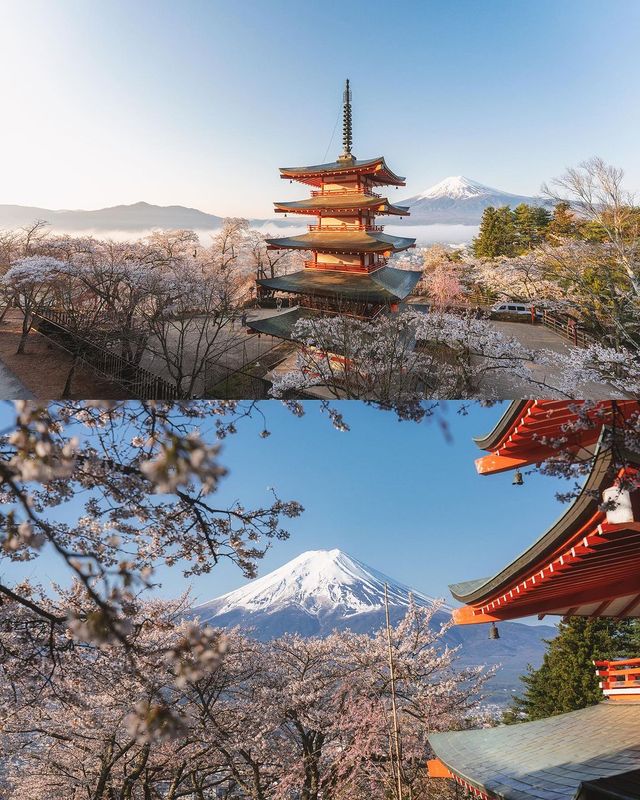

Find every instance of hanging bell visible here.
[512,469,524,486]
[489,622,500,640]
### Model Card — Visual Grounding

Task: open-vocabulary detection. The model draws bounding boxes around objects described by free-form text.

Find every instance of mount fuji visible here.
[192,549,555,703]
[399,176,553,225]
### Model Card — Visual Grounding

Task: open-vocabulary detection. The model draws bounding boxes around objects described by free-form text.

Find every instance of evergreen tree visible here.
[503,616,640,724]
[513,203,551,251]
[472,206,518,258]
[546,201,578,241]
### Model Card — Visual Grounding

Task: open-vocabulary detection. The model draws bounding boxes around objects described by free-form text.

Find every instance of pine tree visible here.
[546,201,578,241]
[513,204,551,251]
[503,617,640,724]
[472,206,518,258]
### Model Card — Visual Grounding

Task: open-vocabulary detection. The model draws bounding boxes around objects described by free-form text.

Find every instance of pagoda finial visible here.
[338,78,354,162]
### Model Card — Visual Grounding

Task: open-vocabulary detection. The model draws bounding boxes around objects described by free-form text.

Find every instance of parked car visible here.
[491,301,542,318]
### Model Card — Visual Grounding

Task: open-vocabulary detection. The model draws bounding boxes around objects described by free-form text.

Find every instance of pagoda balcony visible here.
[594,658,640,698]
[303,257,389,271]
[310,188,382,199]
[307,223,385,232]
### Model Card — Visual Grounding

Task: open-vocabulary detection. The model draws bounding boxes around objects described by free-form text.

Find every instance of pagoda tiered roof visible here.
[279,156,406,187]
[265,230,415,254]
[475,400,640,476]
[428,702,640,800]
[451,427,640,625]
[256,266,422,303]
[274,194,409,216]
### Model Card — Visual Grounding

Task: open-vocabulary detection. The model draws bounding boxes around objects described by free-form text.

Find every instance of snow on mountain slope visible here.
[191,549,555,704]
[399,176,553,225]
[193,548,440,620]
[414,176,511,201]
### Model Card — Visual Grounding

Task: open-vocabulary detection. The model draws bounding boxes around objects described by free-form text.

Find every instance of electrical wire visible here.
[322,103,341,163]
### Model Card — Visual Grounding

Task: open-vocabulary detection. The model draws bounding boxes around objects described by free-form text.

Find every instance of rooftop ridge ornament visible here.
[338,78,354,162]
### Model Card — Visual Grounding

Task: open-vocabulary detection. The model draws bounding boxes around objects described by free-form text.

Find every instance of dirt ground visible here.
[0,310,133,400]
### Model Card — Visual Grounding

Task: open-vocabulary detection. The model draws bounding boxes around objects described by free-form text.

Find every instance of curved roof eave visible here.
[273,198,410,215]
[279,156,406,185]
[264,232,416,254]
[449,432,617,604]
[473,400,530,450]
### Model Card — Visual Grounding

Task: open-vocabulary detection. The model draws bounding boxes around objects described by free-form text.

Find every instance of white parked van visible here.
[491,301,541,317]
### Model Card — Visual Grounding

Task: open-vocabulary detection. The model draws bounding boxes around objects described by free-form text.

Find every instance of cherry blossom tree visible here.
[427,263,465,311]
[269,310,534,407]
[1,593,489,800]
[248,230,304,283]
[544,157,640,297]
[0,255,67,353]
[141,256,247,398]
[0,400,302,722]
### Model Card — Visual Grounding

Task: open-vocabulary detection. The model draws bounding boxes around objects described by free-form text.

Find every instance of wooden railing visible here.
[541,310,597,349]
[310,188,381,198]
[307,224,384,232]
[594,658,640,697]
[34,308,180,400]
[302,258,388,271]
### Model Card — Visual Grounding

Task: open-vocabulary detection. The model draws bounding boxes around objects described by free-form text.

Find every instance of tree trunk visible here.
[16,312,32,354]
[16,329,29,355]
[62,353,78,398]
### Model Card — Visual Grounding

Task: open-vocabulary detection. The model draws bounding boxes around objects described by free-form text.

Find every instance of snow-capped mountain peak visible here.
[189,549,556,703]
[192,548,439,621]
[416,176,504,201]
[398,177,552,226]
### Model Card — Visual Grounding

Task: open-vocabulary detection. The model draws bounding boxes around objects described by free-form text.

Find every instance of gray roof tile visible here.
[429,702,640,800]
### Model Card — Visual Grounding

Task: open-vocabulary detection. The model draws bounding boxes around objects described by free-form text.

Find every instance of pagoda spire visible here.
[338,78,354,162]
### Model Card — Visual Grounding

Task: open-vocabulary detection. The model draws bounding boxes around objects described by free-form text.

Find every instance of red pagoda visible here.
[251,80,420,336]
[427,400,640,800]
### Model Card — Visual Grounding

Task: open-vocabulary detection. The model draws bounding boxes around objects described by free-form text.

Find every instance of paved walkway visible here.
[0,357,35,399]
[485,321,619,398]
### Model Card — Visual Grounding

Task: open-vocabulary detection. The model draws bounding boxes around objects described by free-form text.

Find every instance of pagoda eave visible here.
[273,199,410,217]
[265,232,416,255]
[279,156,406,187]
[450,433,640,623]
[256,266,422,303]
[474,400,640,476]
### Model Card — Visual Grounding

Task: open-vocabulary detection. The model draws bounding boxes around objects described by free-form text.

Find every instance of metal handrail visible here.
[34,307,179,400]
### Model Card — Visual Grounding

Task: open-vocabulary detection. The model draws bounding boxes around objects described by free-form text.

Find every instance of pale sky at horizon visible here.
[2,0,639,218]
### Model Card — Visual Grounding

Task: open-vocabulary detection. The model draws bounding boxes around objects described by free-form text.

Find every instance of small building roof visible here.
[265,230,415,254]
[256,266,422,303]
[279,156,406,187]
[429,701,640,800]
[247,307,322,340]
[274,194,409,216]
[450,433,640,622]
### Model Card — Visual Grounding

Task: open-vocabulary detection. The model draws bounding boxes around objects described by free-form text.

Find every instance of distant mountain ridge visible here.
[0,176,555,234]
[0,201,230,233]
[192,549,555,704]
[399,175,554,225]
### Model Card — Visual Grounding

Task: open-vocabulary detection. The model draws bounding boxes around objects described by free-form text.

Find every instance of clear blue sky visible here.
[2,0,639,215]
[5,401,577,622]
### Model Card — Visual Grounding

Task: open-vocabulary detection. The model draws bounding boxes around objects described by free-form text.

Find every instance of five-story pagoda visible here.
[254,80,420,331]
